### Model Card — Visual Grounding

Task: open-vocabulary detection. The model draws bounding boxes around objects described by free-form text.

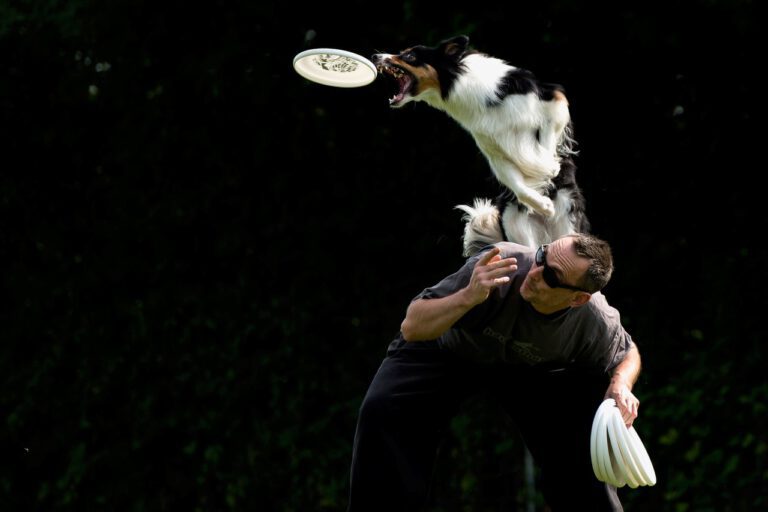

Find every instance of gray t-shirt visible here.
[411,242,633,373]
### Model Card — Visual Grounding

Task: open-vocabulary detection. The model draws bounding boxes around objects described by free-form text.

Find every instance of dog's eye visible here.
[401,52,416,63]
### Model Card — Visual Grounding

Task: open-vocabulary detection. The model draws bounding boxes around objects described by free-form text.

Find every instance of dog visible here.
[371,35,590,254]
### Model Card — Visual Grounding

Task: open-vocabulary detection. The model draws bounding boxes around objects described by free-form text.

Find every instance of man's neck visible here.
[526,299,571,317]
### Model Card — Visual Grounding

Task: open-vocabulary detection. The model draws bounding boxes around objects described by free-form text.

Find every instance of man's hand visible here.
[605,376,639,427]
[465,247,518,306]
[400,247,517,341]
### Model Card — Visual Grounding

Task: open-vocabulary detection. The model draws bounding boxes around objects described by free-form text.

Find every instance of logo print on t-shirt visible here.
[510,341,544,363]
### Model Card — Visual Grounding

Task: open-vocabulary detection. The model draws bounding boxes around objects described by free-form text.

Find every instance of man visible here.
[347,234,641,511]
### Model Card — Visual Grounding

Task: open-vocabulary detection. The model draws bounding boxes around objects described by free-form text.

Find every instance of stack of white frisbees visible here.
[590,399,657,488]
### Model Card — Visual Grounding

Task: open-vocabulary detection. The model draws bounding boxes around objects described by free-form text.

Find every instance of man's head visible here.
[519,234,613,313]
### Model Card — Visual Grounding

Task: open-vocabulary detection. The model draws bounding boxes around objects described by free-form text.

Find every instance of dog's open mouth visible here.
[376,63,413,107]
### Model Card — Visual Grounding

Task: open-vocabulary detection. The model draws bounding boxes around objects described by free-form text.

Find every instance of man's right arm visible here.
[400,289,478,341]
[400,247,517,341]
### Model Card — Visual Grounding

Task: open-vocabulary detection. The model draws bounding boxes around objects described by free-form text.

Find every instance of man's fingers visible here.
[478,247,501,265]
[473,250,517,293]
[487,262,517,277]
[489,257,517,269]
[620,399,639,427]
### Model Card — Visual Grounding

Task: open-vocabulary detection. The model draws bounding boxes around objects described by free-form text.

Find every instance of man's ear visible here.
[439,35,469,58]
[570,292,592,308]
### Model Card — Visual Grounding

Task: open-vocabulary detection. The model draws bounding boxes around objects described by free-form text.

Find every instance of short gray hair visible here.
[570,233,614,292]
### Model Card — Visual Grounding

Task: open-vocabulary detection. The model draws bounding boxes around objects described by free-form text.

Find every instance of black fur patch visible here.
[538,82,567,102]
[490,69,566,105]
[404,45,471,100]
[493,67,538,102]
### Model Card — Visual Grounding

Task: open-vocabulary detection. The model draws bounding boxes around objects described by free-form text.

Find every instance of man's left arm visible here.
[605,342,641,427]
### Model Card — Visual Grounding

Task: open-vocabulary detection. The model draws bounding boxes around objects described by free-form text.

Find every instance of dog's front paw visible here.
[533,197,556,218]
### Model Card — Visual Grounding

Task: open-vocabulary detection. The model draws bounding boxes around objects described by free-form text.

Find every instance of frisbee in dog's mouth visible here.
[376,63,414,107]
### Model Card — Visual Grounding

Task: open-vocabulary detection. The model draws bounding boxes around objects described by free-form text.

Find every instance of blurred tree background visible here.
[1,0,764,510]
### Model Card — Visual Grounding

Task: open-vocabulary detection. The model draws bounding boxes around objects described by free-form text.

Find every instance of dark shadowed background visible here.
[1,0,764,510]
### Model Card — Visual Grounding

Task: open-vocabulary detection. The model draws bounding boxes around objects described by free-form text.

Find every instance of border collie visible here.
[371,35,590,254]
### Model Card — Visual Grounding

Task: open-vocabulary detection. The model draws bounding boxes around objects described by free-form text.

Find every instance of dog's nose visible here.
[370,53,383,64]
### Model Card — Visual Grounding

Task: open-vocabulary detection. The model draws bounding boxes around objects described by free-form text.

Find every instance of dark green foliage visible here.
[1,1,764,510]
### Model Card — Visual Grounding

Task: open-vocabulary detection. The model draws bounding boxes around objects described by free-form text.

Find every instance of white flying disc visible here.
[293,48,377,88]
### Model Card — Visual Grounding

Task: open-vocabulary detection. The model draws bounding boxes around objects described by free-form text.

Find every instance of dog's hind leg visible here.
[499,204,549,248]
[543,190,579,241]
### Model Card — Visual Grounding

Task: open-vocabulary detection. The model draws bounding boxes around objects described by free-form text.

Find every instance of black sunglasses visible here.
[535,245,588,292]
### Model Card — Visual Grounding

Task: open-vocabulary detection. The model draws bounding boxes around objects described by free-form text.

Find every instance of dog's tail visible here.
[455,198,505,257]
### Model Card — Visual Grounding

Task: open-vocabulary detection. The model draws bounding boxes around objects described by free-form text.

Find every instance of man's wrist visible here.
[610,372,632,390]
[458,286,482,309]
[611,372,626,383]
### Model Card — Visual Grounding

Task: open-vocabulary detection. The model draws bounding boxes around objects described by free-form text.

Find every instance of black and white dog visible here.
[371,35,589,254]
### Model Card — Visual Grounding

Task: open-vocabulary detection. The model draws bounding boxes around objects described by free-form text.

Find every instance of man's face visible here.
[520,237,591,310]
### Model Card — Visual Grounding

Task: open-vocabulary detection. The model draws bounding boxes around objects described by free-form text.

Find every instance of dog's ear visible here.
[440,35,469,58]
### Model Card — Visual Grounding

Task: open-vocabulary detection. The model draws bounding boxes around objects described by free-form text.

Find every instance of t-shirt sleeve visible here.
[575,296,635,374]
[603,329,634,373]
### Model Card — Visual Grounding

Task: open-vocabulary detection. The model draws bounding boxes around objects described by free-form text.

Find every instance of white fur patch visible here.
[414,52,571,219]
[455,198,504,256]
